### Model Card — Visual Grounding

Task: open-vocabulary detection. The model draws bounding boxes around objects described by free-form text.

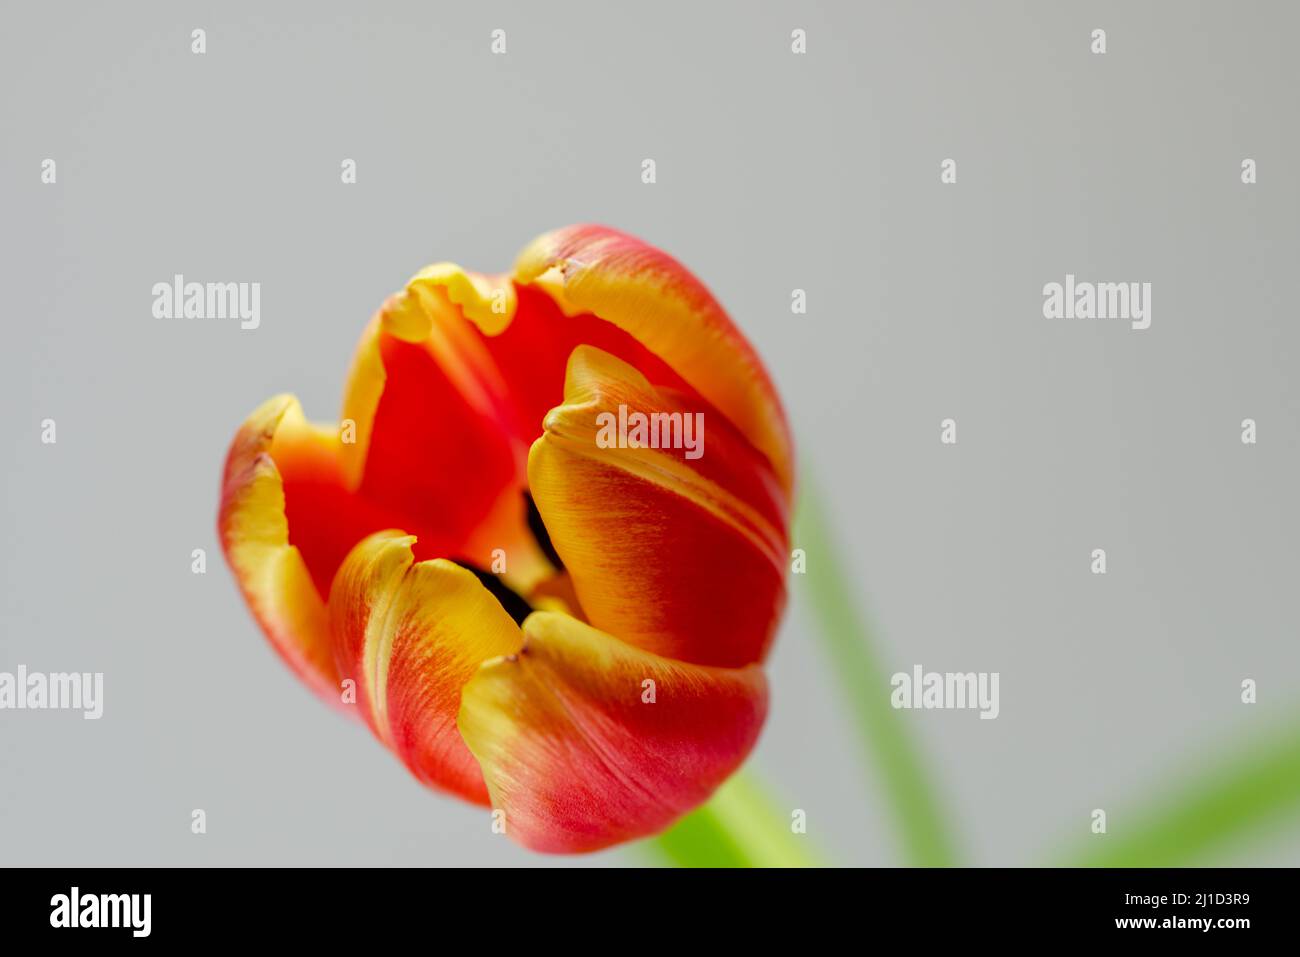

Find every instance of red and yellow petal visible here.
[463,283,702,450]
[339,263,519,490]
[457,611,768,853]
[528,346,789,668]
[327,530,524,804]
[513,225,794,492]
[337,270,550,592]
[217,394,347,709]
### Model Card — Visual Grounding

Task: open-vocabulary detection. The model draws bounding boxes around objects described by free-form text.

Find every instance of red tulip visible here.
[218,226,793,852]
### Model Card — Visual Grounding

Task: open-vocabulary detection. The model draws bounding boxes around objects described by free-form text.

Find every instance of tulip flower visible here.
[218,225,793,852]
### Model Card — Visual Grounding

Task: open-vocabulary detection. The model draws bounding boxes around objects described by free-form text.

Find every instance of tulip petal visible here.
[466,283,700,449]
[337,275,551,592]
[221,389,480,606]
[458,611,768,853]
[218,394,346,708]
[514,225,794,491]
[528,346,788,667]
[340,264,519,490]
[328,530,524,804]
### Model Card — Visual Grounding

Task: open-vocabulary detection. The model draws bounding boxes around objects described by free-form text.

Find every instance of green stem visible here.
[648,769,823,867]
[795,476,960,866]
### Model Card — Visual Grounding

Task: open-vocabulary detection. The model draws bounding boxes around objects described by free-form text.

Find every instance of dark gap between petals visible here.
[524,491,564,570]
[450,559,534,627]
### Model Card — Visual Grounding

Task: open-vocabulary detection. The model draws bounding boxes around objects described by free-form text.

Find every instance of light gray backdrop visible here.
[2,0,1297,866]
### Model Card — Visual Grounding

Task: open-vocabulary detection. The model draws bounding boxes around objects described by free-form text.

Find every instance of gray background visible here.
[2,0,1297,866]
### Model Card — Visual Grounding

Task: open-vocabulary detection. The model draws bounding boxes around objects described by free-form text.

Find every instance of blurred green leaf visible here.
[648,769,822,867]
[796,476,960,866]
[1065,717,1300,866]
